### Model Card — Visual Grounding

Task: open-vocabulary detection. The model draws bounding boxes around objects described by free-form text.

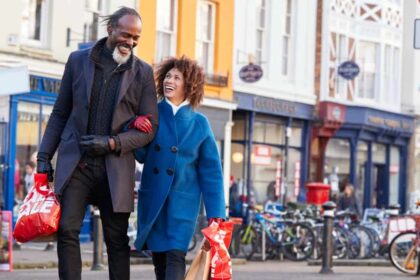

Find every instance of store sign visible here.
[337,61,360,80]
[239,63,263,83]
[254,97,296,115]
[368,116,412,130]
[30,75,61,94]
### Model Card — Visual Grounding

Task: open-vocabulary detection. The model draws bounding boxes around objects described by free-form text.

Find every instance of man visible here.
[36,7,158,280]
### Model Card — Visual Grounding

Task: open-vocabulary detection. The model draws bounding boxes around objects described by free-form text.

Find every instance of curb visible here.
[307,259,391,267]
[12,258,247,270]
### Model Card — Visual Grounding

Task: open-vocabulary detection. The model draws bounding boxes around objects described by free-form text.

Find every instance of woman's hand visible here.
[208,217,224,226]
[129,114,153,133]
[201,238,211,251]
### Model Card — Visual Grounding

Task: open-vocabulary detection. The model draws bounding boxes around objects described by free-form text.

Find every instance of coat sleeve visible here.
[38,53,74,156]
[116,64,159,154]
[197,119,226,220]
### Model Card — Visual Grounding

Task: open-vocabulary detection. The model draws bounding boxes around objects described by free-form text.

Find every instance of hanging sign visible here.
[239,63,263,83]
[337,61,360,80]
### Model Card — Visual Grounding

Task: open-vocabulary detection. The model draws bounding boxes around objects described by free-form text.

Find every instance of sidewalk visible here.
[11,241,246,269]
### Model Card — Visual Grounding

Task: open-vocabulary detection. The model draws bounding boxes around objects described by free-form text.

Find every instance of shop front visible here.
[312,102,414,212]
[230,92,314,207]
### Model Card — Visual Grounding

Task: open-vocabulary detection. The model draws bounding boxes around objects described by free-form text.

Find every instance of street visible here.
[0,261,413,280]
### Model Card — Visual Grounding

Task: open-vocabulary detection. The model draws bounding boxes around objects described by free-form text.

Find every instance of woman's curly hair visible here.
[155,56,205,109]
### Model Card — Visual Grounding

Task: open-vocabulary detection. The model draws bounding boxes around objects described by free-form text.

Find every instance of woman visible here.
[130,56,226,280]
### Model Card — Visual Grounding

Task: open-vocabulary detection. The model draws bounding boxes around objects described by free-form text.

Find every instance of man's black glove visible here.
[80,135,111,157]
[37,152,54,182]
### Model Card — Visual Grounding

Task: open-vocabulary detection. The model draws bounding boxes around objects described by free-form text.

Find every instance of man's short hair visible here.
[102,6,142,28]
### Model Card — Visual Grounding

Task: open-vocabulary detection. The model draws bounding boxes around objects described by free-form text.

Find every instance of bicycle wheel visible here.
[239,225,259,260]
[345,228,361,259]
[333,226,349,259]
[389,231,418,275]
[281,222,315,261]
[351,225,374,259]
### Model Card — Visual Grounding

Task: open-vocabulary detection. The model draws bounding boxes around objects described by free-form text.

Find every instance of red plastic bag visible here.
[202,221,234,280]
[13,173,61,243]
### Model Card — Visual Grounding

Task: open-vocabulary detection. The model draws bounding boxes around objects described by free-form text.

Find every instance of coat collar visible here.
[83,37,138,105]
[160,99,194,120]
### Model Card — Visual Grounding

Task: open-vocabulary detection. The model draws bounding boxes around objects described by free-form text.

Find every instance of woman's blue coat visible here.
[134,100,226,253]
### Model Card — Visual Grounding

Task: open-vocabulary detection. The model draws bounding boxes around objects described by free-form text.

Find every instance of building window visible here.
[21,0,49,47]
[156,0,177,63]
[196,0,216,74]
[256,0,268,66]
[281,0,293,76]
[83,0,104,42]
[357,41,378,100]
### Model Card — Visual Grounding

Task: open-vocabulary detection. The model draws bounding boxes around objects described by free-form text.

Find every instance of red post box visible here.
[306,183,331,205]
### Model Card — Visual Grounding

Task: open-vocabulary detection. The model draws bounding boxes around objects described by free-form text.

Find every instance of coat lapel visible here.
[116,65,138,105]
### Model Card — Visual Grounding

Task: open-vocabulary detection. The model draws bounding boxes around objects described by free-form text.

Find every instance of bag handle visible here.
[34,173,50,196]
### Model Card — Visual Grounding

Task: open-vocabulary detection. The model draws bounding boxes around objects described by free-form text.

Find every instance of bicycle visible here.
[389,201,420,275]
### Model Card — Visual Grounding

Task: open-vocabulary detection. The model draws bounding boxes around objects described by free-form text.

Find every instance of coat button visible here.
[170,146,178,153]
[153,167,159,174]
[154,144,161,151]
[166,168,174,176]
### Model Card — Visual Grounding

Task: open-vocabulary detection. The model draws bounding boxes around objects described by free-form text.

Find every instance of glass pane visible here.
[289,126,302,147]
[286,148,301,201]
[41,104,52,136]
[159,0,174,30]
[372,143,386,163]
[389,146,400,205]
[253,122,264,142]
[232,113,246,141]
[16,102,40,201]
[264,123,284,145]
[251,146,282,204]
[256,30,263,49]
[325,138,351,198]
[285,15,291,34]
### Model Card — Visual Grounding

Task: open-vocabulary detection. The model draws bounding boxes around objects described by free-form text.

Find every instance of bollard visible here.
[319,201,336,274]
[91,207,105,271]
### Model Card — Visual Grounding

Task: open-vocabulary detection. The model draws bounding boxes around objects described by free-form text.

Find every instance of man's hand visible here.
[37,152,54,182]
[80,135,111,157]
[129,114,152,133]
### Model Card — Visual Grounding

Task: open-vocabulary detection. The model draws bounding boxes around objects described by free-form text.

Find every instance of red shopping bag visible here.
[13,173,61,243]
[202,221,234,280]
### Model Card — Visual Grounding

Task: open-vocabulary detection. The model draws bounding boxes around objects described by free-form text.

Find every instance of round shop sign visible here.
[337,61,360,80]
[239,63,263,83]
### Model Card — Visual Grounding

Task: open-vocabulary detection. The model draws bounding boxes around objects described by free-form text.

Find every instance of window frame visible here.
[356,41,379,101]
[195,0,216,74]
[281,0,294,77]
[21,0,50,48]
[155,0,178,63]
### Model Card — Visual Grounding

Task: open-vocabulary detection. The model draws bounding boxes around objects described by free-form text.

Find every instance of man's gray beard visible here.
[112,47,131,65]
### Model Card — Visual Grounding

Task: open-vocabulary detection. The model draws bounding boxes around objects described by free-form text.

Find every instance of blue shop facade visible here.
[230,92,314,205]
[312,102,414,212]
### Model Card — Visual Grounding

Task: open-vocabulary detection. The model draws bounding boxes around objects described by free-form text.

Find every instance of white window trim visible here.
[21,0,50,48]
[255,0,267,65]
[196,0,216,74]
[155,0,178,63]
[335,33,348,99]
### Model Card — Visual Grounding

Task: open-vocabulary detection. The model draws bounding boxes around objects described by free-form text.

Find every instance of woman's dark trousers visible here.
[152,250,187,280]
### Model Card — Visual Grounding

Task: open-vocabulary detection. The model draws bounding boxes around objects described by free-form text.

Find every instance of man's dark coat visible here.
[39,39,158,212]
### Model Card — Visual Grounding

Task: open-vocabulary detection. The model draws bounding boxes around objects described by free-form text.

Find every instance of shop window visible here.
[389,146,400,205]
[83,0,104,43]
[289,125,302,147]
[325,138,350,191]
[253,118,285,145]
[196,0,215,74]
[232,114,246,141]
[155,0,177,63]
[372,143,386,163]
[356,141,368,211]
